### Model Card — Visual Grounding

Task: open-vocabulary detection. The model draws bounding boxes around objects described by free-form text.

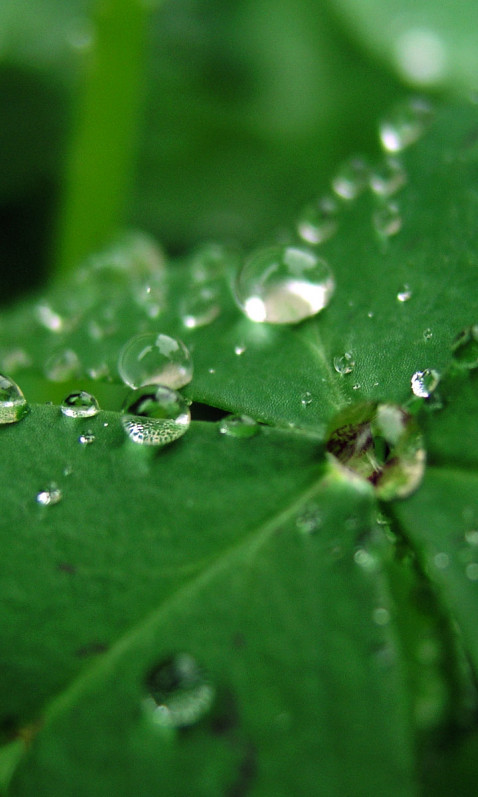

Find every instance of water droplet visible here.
[379,97,434,153]
[333,353,355,375]
[332,156,370,200]
[451,324,478,369]
[180,284,221,329]
[296,505,322,534]
[121,385,191,447]
[352,383,361,391]
[466,563,478,581]
[394,29,447,87]
[433,552,449,570]
[144,653,214,728]
[219,414,259,439]
[372,607,390,626]
[0,347,32,374]
[411,369,440,398]
[300,391,313,407]
[118,333,193,390]
[369,158,407,197]
[190,243,228,283]
[35,301,65,333]
[36,483,62,506]
[296,196,339,245]
[465,529,478,546]
[236,245,335,324]
[373,202,402,237]
[354,548,379,573]
[61,391,100,418]
[44,349,81,382]
[326,402,426,500]
[397,285,412,302]
[0,374,28,424]
[423,328,433,341]
[79,431,96,445]
[234,344,246,356]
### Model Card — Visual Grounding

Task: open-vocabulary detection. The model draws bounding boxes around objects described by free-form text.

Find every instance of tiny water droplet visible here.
[379,97,434,153]
[234,344,246,356]
[465,529,478,546]
[451,324,478,369]
[296,505,322,534]
[235,245,335,324]
[144,653,215,728]
[397,285,412,302]
[219,414,259,439]
[1,347,32,374]
[372,607,390,626]
[352,383,361,390]
[36,483,62,506]
[367,311,374,319]
[44,349,81,382]
[0,374,28,424]
[332,156,370,200]
[61,391,100,418]
[333,352,355,375]
[190,243,228,283]
[35,301,65,333]
[354,548,379,573]
[63,464,73,476]
[296,196,339,245]
[180,284,221,329]
[411,369,440,398]
[122,385,191,447]
[118,333,193,390]
[423,328,433,341]
[373,202,402,237]
[208,368,216,374]
[78,431,96,445]
[301,391,313,407]
[327,402,426,500]
[466,562,478,581]
[433,552,449,570]
[370,158,407,197]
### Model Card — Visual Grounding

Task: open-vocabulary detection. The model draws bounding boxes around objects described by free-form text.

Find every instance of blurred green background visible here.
[3,0,471,301]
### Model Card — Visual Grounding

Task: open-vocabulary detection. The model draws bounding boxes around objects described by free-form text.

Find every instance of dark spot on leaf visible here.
[232,633,246,649]
[226,742,258,797]
[75,641,108,658]
[57,562,76,575]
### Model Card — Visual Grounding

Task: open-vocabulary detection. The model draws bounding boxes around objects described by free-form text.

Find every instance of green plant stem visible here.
[54,0,150,279]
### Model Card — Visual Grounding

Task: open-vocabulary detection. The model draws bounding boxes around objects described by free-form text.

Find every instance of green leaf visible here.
[327,0,478,91]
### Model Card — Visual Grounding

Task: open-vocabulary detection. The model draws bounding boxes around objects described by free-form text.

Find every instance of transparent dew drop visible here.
[379,97,434,153]
[121,385,190,447]
[373,202,402,237]
[234,344,246,356]
[465,529,478,546]
[190,243,229,283]
[369,158,407,197]
[0,374,28,424]
[180,284,221,329]
[36,482,62,506]
[44,349,81,382]
[423,328,433,341]
[411,369,440,398]
[333,352,355,375]
[78,431,96,445]
[219,414,259,439]
[296,196,339,245]
[326,401,426,500]
[451,324,478,369]
[397,285,412,302]
[332,156,370,200]
[0,347,32,374]
[61,391,100,418]
[301,391,313,407]
[235,245,335,324]
[296,505,322,534]
[144,653,215,729]
[118,333,193,390]
[35,301,65,333]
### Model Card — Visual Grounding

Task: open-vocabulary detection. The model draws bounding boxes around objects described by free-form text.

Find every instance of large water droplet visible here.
[296,196,338,245]
[61,391,100,418]
[411,369,440,398]
[36,483,62,506]
[326,402,426,500]
[180,284,221,329]
[235,245,335,324]
[0,374,28,424]
[219,414,259,439]
[370,158,407,197]
[379,97,434,153]
[333,352,355,375]
[144,653,215,728]
[122,385,191,447]
[44,349,81,382]
[118,333,193,390]
[373,202,402,237]
[332,156,370,200]
[451,325,478,369]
